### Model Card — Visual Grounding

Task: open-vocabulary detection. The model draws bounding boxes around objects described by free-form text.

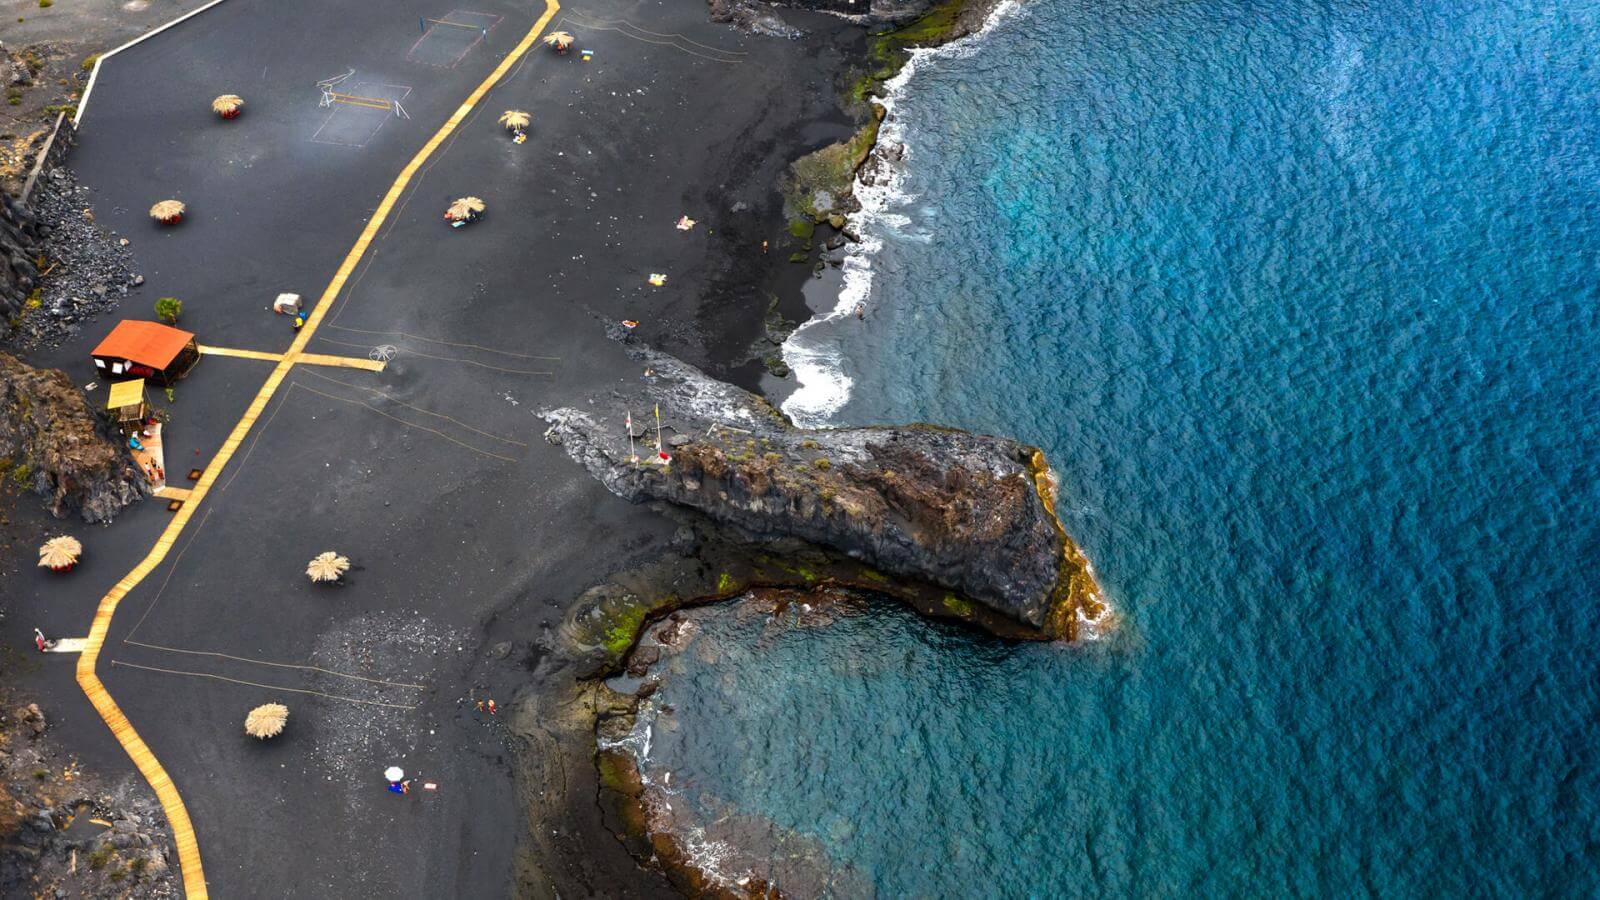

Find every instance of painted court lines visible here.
[559,10,746,63]
[76,1,563,896]
[408,10,504,68]
[310,82,414,148]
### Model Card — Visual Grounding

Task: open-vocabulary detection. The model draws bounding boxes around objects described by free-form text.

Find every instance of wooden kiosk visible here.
[107,379,150,436]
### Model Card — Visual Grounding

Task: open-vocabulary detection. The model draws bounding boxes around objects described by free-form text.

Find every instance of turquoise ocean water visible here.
[637,1,1600,894]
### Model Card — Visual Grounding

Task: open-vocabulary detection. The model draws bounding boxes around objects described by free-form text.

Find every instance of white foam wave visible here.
[779,0,1026,428]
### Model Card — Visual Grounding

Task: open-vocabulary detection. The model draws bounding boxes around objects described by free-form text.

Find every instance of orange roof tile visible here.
[91,320,195,370]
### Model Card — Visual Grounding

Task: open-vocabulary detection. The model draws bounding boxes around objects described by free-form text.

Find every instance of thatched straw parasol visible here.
[445,196,486,222]
[543,31,574,51]
[149,200,186,224]
[212,94,244,118]
[244,703,289,739]
[305,551,350,583]
[498,109,530,133]
[37,536,82,572]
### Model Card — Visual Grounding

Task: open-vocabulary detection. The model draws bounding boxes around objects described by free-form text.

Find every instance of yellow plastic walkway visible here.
[77,4,561,896]
[199,344,387,372]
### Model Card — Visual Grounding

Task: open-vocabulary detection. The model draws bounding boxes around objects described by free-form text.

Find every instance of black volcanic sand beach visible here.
[0,0,864,894]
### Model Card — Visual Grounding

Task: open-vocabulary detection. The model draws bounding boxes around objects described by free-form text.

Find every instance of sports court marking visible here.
[290,381,522,462]
[75,1,562,894]
[322,323,563,360]
[559,11,747,63]
[408,10,504,68]
[310,83,414,148]
[110,661,423,709]
[300,367,529,448]
[313,334,554,376]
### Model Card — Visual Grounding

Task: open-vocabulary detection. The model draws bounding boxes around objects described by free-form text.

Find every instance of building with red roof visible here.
[90,320,200,385]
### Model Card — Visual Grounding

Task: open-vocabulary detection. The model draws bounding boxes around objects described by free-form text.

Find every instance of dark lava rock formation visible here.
[0,352,146,522]
[0,193,43,327]
[542,347,1101,637]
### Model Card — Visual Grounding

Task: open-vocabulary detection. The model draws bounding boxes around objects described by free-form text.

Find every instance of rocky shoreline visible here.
[507,1,1115,895]
[539,340,1105,894]
[780,0,1006,237]
[543,344,1103,642]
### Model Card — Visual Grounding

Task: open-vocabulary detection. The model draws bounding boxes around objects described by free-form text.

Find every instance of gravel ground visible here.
[306,612,471,792]
[10,166,141,351]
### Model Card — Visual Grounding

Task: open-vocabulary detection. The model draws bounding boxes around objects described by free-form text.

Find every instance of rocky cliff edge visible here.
[0,352,146,523]
[541,347,1102,638]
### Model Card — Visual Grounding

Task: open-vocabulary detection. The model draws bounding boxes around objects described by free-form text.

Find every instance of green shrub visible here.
[154,296,182,324]
[10,463,33,487]
[81,53,100,71]
[37,0,52,9]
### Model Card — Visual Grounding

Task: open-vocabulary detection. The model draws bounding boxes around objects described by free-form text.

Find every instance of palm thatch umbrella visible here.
[543,31,574,52]
[498,109,530,134]
[305,551,350,583]
[149,200,186,225]
[244,703,289,739]
[37,536,82,572]
[212,94,244,119]
[445,196,486,223]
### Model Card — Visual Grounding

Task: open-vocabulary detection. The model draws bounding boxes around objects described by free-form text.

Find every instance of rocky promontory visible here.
[0,352,145,522]
[542,346,1101,638]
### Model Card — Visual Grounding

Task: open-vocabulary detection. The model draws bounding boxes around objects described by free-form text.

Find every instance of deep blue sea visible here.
[638,1,1600,894]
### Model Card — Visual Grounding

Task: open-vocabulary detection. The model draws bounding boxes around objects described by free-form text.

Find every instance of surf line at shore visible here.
[778,0,1025,428]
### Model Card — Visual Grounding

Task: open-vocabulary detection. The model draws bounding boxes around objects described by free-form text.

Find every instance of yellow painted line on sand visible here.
[75,3,561,896]
[297,352,387,372]
[197,344,284,362]
[200,344,385,372]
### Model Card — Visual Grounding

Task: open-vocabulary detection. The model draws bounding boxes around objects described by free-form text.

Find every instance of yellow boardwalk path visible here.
[200,344,388,372]
[76,4,560,896]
